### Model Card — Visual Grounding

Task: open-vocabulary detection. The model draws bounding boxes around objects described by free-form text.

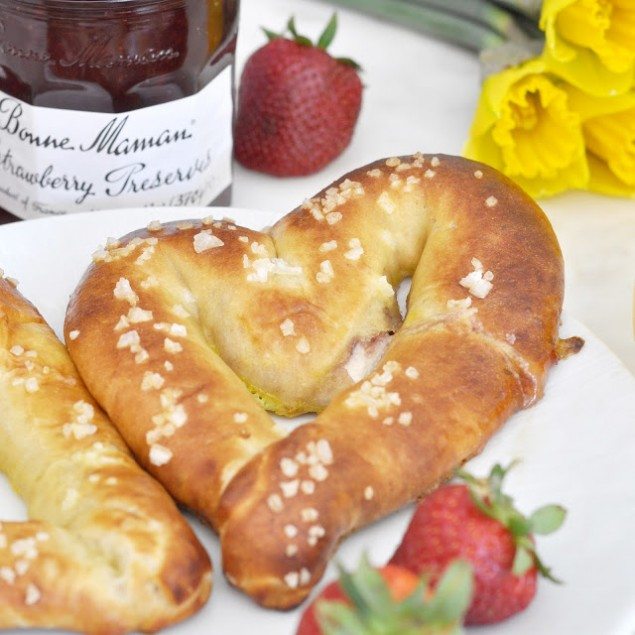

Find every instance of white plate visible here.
[1,207,634,635]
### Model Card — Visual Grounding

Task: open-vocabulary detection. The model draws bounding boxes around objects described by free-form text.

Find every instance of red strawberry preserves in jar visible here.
[0,0,238,222]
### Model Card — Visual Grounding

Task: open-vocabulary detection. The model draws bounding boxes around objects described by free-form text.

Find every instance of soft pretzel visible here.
[0,276,211,633]
[65,154,579,609]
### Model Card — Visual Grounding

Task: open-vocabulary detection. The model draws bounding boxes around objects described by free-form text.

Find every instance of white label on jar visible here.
[0,67,233,219]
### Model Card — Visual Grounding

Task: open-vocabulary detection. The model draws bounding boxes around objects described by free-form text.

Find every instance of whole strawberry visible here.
[390,463,566,625]
[296,556,473,635]
[234,15,363,176]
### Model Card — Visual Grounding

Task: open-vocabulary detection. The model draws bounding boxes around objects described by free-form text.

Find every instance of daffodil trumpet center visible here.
[492,74,581,181]
[556,0,635,72]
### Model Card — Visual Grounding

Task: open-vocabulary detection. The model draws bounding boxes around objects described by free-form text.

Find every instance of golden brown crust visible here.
[0,277,211,633]
[65,154,567,608]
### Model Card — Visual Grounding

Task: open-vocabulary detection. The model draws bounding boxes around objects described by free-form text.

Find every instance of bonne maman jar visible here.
[0,0,238,222]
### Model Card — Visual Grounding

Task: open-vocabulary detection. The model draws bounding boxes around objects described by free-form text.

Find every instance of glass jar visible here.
[0,0,239,223]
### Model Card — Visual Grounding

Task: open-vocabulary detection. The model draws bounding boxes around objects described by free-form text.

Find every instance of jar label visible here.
[0,67,233,219]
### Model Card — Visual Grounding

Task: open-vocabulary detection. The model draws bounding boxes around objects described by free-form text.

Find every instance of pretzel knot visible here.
[0,277,211,633]
[66,154,575,609]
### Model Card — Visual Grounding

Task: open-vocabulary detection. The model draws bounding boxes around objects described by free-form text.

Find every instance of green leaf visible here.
[337,555,393,620]
[287,16,313,46]
[318,13,339,49]
[261,27,281,41]
[512,545,534,576]
[335,57,363,71]
[507,511,531,538]
[317,600,369,635]
[529,505,567,535]
[532,552,564,585]
[423,560,474,624]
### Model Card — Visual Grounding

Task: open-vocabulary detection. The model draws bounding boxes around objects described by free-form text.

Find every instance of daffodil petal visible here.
[587,152,635,197]
[540,0,635,96]
[564,85,635,119]
[541,0,579,62]
[543,48,634,97]
[464,66,589,199]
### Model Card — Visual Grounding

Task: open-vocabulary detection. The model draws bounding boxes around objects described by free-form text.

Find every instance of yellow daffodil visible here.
[540,0,635,96]
[565,86,635,196]
[464,58,588,198]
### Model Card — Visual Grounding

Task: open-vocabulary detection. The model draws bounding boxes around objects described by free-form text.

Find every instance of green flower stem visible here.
[407,0,529,41]
[491,0,543,20]
[319,0,506,51]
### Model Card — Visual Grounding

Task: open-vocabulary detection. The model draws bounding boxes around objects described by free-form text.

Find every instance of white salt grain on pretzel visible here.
[65,154,582,609]
[0,277,211,633]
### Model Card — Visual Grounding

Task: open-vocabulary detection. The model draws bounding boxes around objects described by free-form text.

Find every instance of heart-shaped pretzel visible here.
[66,154,576,609]
[0,276,211,633]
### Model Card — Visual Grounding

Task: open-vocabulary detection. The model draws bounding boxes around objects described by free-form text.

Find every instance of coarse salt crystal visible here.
[127,307,153,324]
[141,372,165,391]
[280,319,296,337]
[24,583,41,606]
[24,378,39,393]
[233,412,248,424]
[309,464,328,481]
[267,494,284,513]
[280,458,299,478]
[325,212,342,225]
[193,230,224,253]
[117,330,140,350]
[284,572,299,589]
[364,486,375,500]
[63,422,97,440]
[113,278,138,305]
[301,508,319,522]
[69,330,80,340]
[284,524,298,539]
[316,260,335,284]
[301,480,315,494]
[405,367,419,379]
[459,259,494,299]
[316,439,333,465]
[319,240,337,252]
[149,444,173,466]
[485,196,498,207]
[344,238,364,261]
[164,338,183,354]
[285,544,298,557]
[398,412,413,426]
[280,480,299,498]
[296,337,311,354]
[377,192,396,215]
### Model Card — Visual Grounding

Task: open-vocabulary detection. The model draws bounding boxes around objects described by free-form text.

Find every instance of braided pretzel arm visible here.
[65,154,575,609]
[0,278,211,633]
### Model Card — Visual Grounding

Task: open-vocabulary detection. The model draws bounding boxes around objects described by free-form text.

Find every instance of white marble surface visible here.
[233,0,635,375]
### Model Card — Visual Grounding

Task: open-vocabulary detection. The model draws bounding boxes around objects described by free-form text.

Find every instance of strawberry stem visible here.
[317,556,473,634]
[260,14,362,70]
[287,17,313,47]
[456,462,566,582]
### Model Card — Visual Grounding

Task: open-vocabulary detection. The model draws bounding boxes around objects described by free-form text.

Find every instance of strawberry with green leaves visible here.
[234,14,363,176]
[390,463,566,625]
[296,556,473,635]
